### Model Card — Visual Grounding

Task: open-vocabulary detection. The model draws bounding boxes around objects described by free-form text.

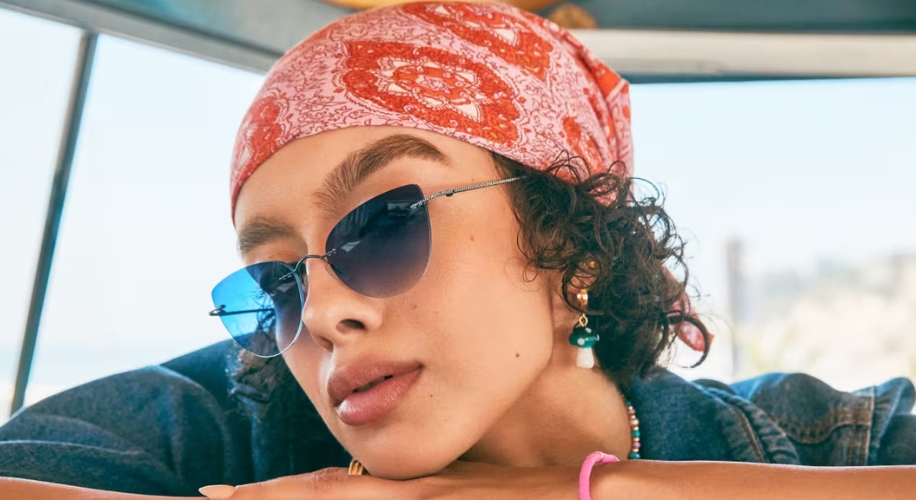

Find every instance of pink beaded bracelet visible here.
[579,451,619,500]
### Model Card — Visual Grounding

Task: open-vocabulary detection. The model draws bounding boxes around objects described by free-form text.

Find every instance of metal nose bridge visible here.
[281,248,338,281]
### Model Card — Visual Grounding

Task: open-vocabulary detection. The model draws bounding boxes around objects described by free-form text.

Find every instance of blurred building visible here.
[733,252,916,391]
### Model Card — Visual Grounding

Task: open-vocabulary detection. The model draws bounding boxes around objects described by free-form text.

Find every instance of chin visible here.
[342,424,472,479]
[361,454,448,480]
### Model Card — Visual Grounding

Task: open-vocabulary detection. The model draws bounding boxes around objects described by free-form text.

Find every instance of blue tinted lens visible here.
[211,261,303,357]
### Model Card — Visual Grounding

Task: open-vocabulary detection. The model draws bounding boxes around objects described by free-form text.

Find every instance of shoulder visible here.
[696,372,916,465]
[8,340,248,444]
[0,340,254,494]
[630,369,801,463]
[630,368,915,465]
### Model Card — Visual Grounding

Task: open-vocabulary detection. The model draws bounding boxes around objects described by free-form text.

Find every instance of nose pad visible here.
[297,255,343,297]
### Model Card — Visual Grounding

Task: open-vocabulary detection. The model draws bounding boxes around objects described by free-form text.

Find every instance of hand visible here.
[199,460,582,499]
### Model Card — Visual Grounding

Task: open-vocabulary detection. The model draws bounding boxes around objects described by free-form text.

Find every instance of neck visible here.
[459,347,634,467]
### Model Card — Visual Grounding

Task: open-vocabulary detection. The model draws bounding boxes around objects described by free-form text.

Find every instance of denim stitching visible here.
[847,386,874,466]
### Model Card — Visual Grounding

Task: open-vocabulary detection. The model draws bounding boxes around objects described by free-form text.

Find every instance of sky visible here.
[1,6,915,417]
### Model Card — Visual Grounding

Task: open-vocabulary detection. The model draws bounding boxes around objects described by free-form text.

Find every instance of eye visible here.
[248,264,296,296]
[262,279,297,300]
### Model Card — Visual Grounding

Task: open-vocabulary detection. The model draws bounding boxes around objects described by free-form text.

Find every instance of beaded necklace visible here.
[624,397,641,459]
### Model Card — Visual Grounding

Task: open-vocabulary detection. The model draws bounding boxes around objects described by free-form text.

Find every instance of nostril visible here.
[313,334,334,352]
[340,319,365,330]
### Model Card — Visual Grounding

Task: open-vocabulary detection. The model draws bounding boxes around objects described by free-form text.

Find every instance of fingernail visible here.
[199,485,237,499]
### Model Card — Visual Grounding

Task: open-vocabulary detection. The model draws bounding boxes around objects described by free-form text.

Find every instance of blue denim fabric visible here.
[630,371,915,466]
[1,340,914,495]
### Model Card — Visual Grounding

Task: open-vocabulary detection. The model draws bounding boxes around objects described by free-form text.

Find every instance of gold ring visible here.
[348,458,365,476]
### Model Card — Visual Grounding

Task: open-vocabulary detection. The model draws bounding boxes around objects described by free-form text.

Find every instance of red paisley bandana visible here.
[229,1,708,352]
[230,1,631,211]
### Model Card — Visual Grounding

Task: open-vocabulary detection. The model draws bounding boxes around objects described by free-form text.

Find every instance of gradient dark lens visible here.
[326,184,431,298]
[210,261,304,357]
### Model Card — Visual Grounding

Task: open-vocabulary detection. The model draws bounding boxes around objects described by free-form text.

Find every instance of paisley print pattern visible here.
[404,2,553,81]
[230,1,633,211]
[342,41,521,145]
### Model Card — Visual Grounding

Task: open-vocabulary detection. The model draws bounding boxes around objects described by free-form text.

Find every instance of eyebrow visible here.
[314,134,450,218]
[237,216,298,256]
[237,134,450,255]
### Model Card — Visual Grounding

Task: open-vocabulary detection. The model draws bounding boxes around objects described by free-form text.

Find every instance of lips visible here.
[353,375,394,393]
[328,360,422,426]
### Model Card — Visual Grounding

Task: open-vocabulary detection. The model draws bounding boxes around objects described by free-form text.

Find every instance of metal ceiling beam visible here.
[10,31,97,416]
[0,0,347,73]
[570,0,916,33]
[574,29,916,78]
[2,0,915,80]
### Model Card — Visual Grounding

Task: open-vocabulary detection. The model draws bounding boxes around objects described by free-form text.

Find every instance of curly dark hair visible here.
[489,152,710,382]
[228,151,710,429]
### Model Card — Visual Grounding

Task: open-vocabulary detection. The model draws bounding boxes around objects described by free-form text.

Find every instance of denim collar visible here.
[628,368,801,463]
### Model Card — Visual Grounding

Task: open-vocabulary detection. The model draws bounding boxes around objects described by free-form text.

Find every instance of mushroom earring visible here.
[568,288,599,369]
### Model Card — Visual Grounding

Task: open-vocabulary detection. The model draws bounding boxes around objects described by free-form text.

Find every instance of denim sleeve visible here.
[0,365,249,496]
[874,382,916,465]
[876,415,916,464]
[728,373,916,466]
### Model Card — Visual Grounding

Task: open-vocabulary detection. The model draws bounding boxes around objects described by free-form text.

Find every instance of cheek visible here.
[420,201,555,404]
[428,265,553,389]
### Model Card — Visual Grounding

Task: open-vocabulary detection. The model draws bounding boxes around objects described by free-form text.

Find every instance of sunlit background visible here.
[1,4,915,424]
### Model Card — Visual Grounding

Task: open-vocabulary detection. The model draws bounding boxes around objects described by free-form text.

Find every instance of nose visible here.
[298,256,382,352]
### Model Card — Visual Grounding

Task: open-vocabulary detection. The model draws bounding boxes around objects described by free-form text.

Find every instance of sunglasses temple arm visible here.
[411,176,525,209]
[209,307,273,317]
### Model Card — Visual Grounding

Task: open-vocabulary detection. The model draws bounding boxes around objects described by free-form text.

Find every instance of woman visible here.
[2,2,914,499]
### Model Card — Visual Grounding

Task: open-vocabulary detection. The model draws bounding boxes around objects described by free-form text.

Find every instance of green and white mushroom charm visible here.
[569,288,599,369]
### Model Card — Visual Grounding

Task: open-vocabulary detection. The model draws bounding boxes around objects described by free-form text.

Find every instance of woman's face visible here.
[234,126,572,478]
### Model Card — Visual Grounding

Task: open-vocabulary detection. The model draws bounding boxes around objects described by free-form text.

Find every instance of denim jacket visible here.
[1,340,914,496]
